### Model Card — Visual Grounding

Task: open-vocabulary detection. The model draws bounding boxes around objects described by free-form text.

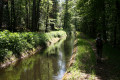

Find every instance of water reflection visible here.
[0,35,75,80]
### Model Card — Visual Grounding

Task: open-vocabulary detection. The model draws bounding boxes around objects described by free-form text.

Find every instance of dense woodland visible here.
[76,0,120,47]
[0,0,59,32]
[63,0,120,47]
[1,0,120,79]
[0,0,120,46]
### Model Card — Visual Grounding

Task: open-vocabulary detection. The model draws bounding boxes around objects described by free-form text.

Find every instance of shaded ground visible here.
[91,43,120,80]
[63,33,120,80]
[86,34,120,80]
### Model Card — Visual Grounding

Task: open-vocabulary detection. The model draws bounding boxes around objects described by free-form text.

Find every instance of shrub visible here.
[0,49,13,62]
[0,30,66,61]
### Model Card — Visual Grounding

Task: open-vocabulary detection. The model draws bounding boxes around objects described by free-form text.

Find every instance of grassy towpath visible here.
[62,32,120,80]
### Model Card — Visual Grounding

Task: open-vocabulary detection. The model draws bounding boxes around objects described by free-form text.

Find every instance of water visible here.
[0,35,75,80]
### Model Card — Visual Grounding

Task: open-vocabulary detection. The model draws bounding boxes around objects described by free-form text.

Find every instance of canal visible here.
[0,35,75,80]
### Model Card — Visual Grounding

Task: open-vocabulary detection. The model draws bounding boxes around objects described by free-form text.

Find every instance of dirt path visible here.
[63,33,120,80]
[80,33,114,80]
[89,38,119,80]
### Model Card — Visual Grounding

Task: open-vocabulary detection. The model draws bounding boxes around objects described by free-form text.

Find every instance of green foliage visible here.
[1,0,59,31]
[0,30,66,61]
[58,0,78,32]
[67,32,96,79]
[0,49,13,62]
[76,0,120,45]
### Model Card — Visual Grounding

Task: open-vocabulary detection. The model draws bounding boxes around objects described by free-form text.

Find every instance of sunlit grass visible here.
[43,36,66,55]
[64,32,96,80]
[63,32,120,80]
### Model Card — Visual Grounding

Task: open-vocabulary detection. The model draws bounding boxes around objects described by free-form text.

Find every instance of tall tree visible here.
[102,0,107,41]
[49,0,58,19]
[11,0,16,32]
[63,0,68,29]
[1,0,10,29]
[114,0,120,46]
[25,0,29,28]
[5,0,10,29]
[32,0,37,31]
[116,0,120,45]
[0,0,3,29]
[45,0,50,32]
[36,0,42,31]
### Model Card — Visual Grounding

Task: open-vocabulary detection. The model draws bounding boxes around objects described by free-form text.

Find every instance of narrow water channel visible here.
[0,35,75,80]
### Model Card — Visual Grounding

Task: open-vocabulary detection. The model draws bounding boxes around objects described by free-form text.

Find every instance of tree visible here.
[49,0,58,19]
[0,0,3,29]
[36,0,42,31]
[63,0,69,30]
[76,0,120,46]
[45,0,50,32]
[32,0,37,31]
[10,0,16,32]
[0,0,53,32]
[5,0,10,29]
[25,0,29,29]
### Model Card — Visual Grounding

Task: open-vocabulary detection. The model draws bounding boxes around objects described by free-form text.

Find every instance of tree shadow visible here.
[94,44,120,80]
[76,33,120,80]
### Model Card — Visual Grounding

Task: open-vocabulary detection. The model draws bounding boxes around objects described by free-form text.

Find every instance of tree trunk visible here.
[28,0,31,29]
[63,0,68,30]
[114,22,117,46]
[18,0,22,26]
[45,0,49,32]
[6,1,10,30]
[116,0,120,45]
[114,0,120,46]
[0,0,3,29]
[11,0,16,32]
[32,0,36,31]
[25,0,29,29]
[102,1,107,42]
[36,0,41,31]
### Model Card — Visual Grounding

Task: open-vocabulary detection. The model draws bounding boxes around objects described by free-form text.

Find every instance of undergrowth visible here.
[0,30,66,62]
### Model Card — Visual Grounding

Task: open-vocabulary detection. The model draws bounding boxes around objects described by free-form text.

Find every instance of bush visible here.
[0,30,66,61]
[0,49,13,62]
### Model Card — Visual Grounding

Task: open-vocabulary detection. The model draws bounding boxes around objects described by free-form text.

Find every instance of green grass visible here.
[66,32,96,79]
[43,37,66,55]
[76,38,96,72]
[65,32,120,80]
[0,30,67,62]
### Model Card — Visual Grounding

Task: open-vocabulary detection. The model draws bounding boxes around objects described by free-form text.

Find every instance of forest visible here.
[76,0,120,47]
[0,0,59,32]
[0,0,120,80]
[0,0,120,45]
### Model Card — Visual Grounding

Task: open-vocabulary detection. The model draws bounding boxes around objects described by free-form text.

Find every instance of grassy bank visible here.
[0,30,67,63]
[63,32,96,80]
[63,32,120,80]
